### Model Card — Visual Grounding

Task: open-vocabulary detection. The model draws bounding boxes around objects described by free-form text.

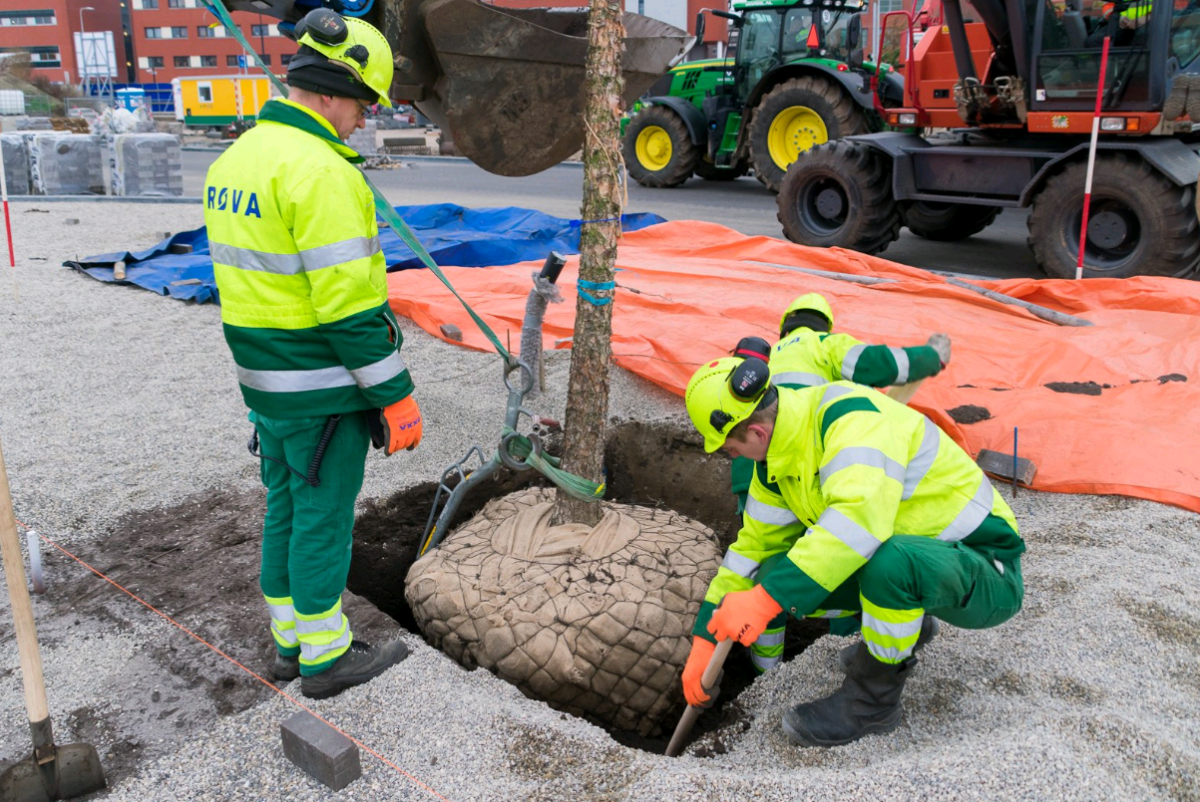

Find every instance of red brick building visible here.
[129,0,294,84]
[0,0,125,83]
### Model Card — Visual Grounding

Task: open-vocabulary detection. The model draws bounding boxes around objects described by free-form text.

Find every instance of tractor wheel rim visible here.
[1070,199,1141,271]
[636,126,673,171]
[768,106,828,170]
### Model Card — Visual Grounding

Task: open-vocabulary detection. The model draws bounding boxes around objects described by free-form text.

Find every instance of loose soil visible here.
[947,405,993,425]
[1044,381,1105,396]
[5,419,830,789]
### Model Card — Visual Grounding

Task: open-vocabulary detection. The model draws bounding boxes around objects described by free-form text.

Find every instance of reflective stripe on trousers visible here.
[265,595,299,649]
[861,595,924,664]
[295,598,353,667]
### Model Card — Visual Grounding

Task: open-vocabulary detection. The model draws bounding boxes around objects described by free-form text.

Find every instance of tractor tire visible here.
[1027,154,1200,279]
[694,158,749,181]
[901,201,1003,241]
[748,76,870,194]
[622,105,699,189]
[777,139,901,255]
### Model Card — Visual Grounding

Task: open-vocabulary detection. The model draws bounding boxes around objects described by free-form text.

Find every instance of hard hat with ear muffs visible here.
[686,356,777,453]
[286,8,394,108]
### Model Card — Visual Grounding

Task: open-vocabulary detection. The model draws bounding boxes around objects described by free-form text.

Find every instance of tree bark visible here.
[552,0,624,527]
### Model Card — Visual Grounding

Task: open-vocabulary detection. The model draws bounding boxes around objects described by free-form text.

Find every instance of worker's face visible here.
[323,94,368,140]
[722,424,770,462]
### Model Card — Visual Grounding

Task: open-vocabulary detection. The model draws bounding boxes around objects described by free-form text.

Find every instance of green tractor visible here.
[622,0,883,192]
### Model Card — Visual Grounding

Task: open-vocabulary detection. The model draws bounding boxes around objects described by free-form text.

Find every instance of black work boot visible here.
[838,615,939,673]
[300,640,411,700]
[783,641,914,747]
[272,653,300,682]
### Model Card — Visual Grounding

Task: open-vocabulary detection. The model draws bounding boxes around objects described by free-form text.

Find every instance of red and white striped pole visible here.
[1076,36,1111,281]
[0,142,14,272]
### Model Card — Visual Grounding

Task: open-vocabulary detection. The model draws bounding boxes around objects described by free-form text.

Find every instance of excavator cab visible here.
[223,0,692,176]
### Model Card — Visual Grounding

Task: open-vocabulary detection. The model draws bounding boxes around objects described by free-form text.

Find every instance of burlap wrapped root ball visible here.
[405,487,722,736]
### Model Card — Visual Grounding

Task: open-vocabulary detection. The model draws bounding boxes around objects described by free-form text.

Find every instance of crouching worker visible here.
[681,354,1024,746]
[205,9,421,699]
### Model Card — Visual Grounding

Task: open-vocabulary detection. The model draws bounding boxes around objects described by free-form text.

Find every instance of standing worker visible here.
[204,9,422,700]
[682,355,1024,746]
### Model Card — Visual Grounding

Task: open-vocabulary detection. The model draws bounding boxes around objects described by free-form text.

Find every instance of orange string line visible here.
[11,516,454,802]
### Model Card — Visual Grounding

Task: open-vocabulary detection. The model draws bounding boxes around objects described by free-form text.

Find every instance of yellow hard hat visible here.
[779,292,835,337]
[686,356,773,453]
[289,9,394,108]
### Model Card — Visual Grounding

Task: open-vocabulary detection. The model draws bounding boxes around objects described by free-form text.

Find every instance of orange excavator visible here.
[777,0,1200,279]
[224,0,692,177]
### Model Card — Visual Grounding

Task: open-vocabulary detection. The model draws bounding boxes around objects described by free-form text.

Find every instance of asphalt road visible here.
[182,150,1040,280]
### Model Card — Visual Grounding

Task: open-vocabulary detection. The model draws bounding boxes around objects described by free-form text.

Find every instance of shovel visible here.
[0,434,106,802]
[664,639,734,757]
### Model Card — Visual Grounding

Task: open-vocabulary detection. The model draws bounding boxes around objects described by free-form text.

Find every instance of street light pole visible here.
[78,6,95,93]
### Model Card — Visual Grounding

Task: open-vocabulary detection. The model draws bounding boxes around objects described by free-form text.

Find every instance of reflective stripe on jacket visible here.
[204,98,413,419]
[730,328,944,497]
[697,382,1024,641]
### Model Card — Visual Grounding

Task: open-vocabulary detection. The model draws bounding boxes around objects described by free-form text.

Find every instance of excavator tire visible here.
[901,202,1003,241]
[622,105,700,188]
[694,157,749,181]
[1028,154,1200,279]
[748,76,870,194]
[777,139,901,254]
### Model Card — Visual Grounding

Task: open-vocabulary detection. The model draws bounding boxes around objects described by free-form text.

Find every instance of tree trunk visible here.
[552,0,624,527]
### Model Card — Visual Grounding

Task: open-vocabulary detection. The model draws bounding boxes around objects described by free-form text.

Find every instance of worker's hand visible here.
[708,585,783,647]
[380,395,422,455]
[927,332,951,369]
[682,636,718,708]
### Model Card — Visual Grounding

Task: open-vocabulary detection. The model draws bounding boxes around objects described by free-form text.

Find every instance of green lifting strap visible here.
[500,427,605,502]
[201,0,514,365]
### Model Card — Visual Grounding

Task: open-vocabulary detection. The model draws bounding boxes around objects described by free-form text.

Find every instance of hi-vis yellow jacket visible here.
[696,382,1024,641]
[204,98,413,419]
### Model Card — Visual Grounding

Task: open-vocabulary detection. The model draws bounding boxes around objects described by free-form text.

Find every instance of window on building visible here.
[168,0,184,7]
[171,26,187,38]
[258,54,271,65]
[145,27,161,38]
[197,25,213,37]
[226,54,240,67]
[142,0,159,8]
[198,82,213,103]
[34,15,54,25]
[174,55,189,67]
[148,56,164,68]
[280,53,292,65]
[251,24,270,37]
[4,17,27,26]
[200,55,216,66]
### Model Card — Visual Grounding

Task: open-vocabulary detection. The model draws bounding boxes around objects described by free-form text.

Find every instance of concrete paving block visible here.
[280,711,361,791]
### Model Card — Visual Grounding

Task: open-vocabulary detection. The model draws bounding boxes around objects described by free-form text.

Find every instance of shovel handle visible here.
[665,638,734,757]
[0,433,49,723]
[886,378,925,406]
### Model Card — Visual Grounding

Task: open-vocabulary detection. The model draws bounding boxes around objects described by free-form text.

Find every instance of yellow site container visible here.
[172,75,274,128]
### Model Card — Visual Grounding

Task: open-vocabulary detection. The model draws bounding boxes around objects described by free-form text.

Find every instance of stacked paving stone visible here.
[346,119,378,156]
[406,487,722,736]
[110,133,183,197]
[0,134,31,195]
[28,134,104,195]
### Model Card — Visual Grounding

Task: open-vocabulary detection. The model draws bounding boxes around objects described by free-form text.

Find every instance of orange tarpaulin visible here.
[388,221,1200,513]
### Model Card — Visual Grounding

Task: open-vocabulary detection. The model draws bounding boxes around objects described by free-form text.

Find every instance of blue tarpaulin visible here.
[66,203,666,305]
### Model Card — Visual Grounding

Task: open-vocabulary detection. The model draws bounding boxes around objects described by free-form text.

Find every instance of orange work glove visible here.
[380,395,422,455]
[708,585,783,646]
[682,636,718,708]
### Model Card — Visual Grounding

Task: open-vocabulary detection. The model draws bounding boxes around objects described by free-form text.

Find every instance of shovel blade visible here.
[0,743,105,802]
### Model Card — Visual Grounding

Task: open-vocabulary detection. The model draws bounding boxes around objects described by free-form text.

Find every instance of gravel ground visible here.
[1,201,1198,801]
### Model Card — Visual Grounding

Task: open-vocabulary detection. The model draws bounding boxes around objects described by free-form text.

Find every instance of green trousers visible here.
[815,535,1024,663]
[251,411,369,675]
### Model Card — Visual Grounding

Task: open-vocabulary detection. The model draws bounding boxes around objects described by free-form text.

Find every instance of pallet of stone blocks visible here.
[111,133,183,197]
[1,134,31,195]
[28,134,104,195]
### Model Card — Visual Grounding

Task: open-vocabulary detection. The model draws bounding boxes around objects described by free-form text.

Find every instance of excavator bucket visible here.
[221,0,692,176]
